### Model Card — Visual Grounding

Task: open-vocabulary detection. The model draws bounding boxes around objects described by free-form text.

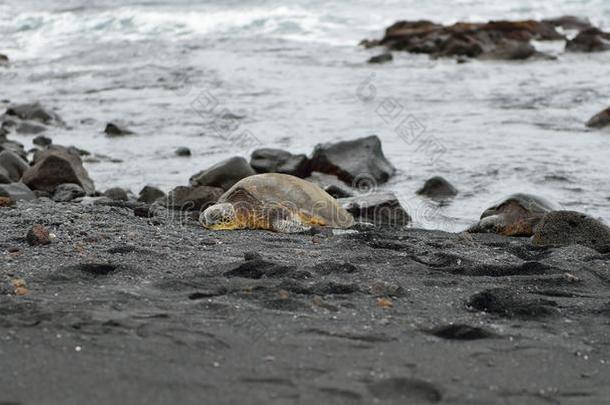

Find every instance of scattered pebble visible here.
[26,224,51,246]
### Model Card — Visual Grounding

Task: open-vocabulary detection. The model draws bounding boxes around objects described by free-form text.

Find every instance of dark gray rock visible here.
[479,39,536,60]
[368,53,393,64]
[175,147,191,157]
[52,183,86,202]
[104,122,134,137]
[468,193,558,237]
[310,135,396,186]
[0,54,8,66]
[104,187,129,201]
[22,146,95,194]
[0,139,27,160]
[339,192,410,227]
[566,27,610,52]
[5,102,63,125]
[164,185,224,211]
[586,106,610,129]
[16,122,46,135]
[0,150,28,184]
[416,176,458,199]
[0,182,36,201]
[306,172,355,198]
[33,135,52,147]
[138,185,166,204]
[189,156,256,191]
[543,16,592,31]
[250,148,311,178]
[533,211,610,253]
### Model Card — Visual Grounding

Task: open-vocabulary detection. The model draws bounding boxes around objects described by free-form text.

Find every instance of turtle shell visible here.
[481,193,559,219]
[219,173,355,228]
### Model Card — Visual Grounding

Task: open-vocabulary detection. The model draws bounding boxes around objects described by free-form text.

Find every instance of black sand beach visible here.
[2,201,610,404]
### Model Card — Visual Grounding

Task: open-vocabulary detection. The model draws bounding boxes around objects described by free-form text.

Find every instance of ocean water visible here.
[1,0,609,231]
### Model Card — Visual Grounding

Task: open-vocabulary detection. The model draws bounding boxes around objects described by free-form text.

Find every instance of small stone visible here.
[377,297,393,308]
[52,183,85,202]
[103,187,129,201]
[137,185,165,204]
[0,196,15,207]
[33,135,52,147]
[104,122,134,137]
[244,251,262,261]
[368,53,393,64]
[175,147,191,157]
[26,224,51,246]
[416,176,458,199]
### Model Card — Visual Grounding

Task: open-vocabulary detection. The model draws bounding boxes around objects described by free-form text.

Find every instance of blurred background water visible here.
[1,0,609,230]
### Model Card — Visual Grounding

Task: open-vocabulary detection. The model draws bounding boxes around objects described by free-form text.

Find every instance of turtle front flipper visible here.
[261,202,310,233]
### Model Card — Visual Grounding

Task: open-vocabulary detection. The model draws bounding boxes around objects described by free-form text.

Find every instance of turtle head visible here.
[200,203,239,230]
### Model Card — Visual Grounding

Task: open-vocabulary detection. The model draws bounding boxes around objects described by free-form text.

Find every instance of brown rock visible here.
[26,224,51,246]
[22,146,95,194]
[586,106,610,129]
[0,196,15,207]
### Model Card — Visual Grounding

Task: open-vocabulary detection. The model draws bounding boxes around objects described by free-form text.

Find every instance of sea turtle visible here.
[467,193,560,236]
[200,173,355,233]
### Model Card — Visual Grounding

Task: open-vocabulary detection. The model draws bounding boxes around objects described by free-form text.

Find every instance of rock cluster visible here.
[362,16,610,62]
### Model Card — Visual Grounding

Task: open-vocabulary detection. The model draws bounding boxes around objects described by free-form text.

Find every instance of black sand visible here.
[1,201,610,404]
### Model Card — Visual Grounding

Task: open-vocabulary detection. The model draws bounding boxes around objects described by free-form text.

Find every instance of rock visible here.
[306,172,354,198]
[310,135,396,186]
[586,106,610,129]
[478,39,536,60]
[164,185,224,211]
[33,135,52,147]
[250,148,311,178]
[416,176,458,199]
[369,19,565,61]
[22,146,95,195]
[175,147,191,157]
[0,139,27,161]
[0,150,28,183]
[5,102,63,125]
[26,224,51,246]
[0,196,15,207]
[16,122,46,135]
[566,28,610,52]
[0,182,36,201]
[138,185,165,204]
[103,187,129,201]
[104,122,134,137]
[467,193,558,236]
[339,192,411,227]
[0,54,8,66]
[189,156,256,191]
[368,53,393,64]
[52,183,86,202]
[543,16,592,31]
[533,211,610,253]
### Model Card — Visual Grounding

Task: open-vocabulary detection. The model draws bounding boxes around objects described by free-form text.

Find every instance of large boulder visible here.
[566,28,610,52]
[0,150,28,183]
[0,182,36,201]
[310,135,396,186]
[339,192,411,227]
[306,172,354,198]
[416,176,457,199]
[164,185,224,211]
[533,211,610,253]
[586,106,610,129]
[21,146,95,194]
[467,193,559,236]
[250,148,311,178]
[0,139,27,160]
[189,156,256,191]
[5,102,63,125]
